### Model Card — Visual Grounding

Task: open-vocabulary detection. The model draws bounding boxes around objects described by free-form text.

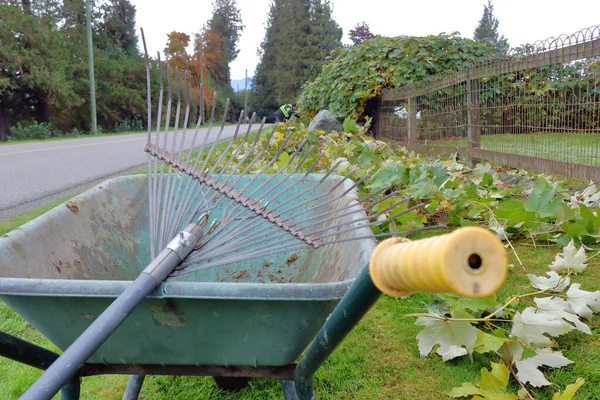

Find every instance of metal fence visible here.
[377,26,600,181]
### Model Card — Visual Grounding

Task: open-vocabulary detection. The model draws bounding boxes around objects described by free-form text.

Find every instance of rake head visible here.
[140,30,435,276]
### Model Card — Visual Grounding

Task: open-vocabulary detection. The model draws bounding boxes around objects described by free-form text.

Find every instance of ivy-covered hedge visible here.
[300,34,493,119]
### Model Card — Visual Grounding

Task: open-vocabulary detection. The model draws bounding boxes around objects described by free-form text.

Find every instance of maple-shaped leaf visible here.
[524,181,563,218]
[515,348,573,387]
[511,307,574,348]
[552,378,585,400]
[534,297,591,334]
[527,271,570,292]
[449,362,517,399]
[549,240,587,273]
[473,329,508,354]
[415,316,477,361]
[566,283,600,319]
[569,182,600,208]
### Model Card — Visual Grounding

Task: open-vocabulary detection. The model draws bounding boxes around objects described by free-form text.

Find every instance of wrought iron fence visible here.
[377,26,600,181]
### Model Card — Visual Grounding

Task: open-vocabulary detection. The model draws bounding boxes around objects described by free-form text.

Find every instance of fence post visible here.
[407,97,417,146]
[374,96,382,139]
[466,68,481,163]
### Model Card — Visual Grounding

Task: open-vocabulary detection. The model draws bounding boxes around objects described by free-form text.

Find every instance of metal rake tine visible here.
[192,116,267,212]
[197,188,389,261]
[163,71,194,238]
[312,204,426,239]
[208,176,391,255]
[178,114,264,226]
[141,28,156,259]
[170,109,246,232]
[198,118,271,207]
[194,225,447,274]
[306,201,421,237]
[157,63,174,249]
[178,113,257,228]
[198,98,231,174]
[193,153,336,255]
[195,142,316,250]
[150,52,165,257]
[159,67,183,246]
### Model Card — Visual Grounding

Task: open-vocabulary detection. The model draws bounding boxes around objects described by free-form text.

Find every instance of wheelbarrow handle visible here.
[369,227,507,299]
[293,227,508,399]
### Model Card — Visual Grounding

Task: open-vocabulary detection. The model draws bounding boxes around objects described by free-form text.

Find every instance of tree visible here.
[473,0,509,54]
[253,0,342,119]
[349,21,375,46]
[99,0,138,56]
[206,0,243,88]
[0,4,82,140]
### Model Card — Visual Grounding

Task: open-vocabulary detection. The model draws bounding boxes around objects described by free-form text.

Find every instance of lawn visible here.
[426,133,600,167]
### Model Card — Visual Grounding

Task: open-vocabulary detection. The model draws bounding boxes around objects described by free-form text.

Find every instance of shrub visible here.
[114,119,143,133]
[10,122,53,140]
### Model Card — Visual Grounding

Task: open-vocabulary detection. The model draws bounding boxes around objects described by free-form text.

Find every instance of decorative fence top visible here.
[382,25,600,101]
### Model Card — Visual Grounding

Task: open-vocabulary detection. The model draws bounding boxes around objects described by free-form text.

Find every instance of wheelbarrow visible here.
[0,174,507,399]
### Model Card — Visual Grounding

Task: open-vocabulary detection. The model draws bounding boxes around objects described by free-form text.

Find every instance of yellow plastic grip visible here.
[369,227,507,298]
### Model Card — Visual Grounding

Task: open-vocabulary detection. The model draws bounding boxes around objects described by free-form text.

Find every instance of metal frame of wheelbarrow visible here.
[0,263,380,400]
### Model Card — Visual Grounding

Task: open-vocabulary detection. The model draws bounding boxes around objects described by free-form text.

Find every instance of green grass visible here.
[1,222,598,399]
[430,133,600,166]
[0,195,76,235]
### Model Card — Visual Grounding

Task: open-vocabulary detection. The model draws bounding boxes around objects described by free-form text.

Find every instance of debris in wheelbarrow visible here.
[0,29,508,400]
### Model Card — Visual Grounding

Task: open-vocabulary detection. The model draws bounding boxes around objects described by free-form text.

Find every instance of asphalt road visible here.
[0,124,268,220]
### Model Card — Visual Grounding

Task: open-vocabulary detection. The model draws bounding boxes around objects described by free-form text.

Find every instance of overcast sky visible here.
[131,0,600,81]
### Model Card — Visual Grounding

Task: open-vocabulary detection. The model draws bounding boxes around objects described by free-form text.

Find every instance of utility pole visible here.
[244,69,248,122]
[85,0,98,135]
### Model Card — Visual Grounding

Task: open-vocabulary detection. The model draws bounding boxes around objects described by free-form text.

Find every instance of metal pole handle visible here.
[369,227,507,298]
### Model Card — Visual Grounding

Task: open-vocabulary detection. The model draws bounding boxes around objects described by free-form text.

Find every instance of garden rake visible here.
[21,29,435,399]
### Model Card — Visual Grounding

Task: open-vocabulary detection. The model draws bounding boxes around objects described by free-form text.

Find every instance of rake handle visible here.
[369,227,507,298]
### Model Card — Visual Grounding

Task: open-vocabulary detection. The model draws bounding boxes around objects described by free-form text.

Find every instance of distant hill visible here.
[231,77,252,92]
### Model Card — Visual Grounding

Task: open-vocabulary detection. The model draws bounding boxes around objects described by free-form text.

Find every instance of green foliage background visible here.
[300,34,492,120]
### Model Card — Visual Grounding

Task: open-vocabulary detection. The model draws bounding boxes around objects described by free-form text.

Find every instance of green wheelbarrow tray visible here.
[0,174,375,367]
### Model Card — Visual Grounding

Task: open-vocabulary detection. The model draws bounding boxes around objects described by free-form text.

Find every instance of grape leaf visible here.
[415,316,477,361]
[565,283,600,319]
[534,297,591,334]
[511,307,574,348]
[569,182,600,207]
[527,271,570,292]
[524,181,563,218]
[449,363,517,399]
[515,348,572,387]
[473,329,508,354]
[552,378,585,400]
[549,240,587,273]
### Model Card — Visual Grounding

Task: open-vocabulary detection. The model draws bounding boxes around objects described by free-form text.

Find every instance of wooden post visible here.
[466,68,481,162]
[407,97,417,146]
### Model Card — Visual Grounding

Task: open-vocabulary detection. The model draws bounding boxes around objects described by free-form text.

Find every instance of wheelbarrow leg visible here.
[280,379,300,400]
[293,264,381,400]
[122,375,145,400]
[0,330,81,399]
[60,377,81,400]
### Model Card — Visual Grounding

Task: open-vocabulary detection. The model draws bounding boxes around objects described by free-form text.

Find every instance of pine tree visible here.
[207,0,244,88]
[473,0,509,54]
[252,0,342,118]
